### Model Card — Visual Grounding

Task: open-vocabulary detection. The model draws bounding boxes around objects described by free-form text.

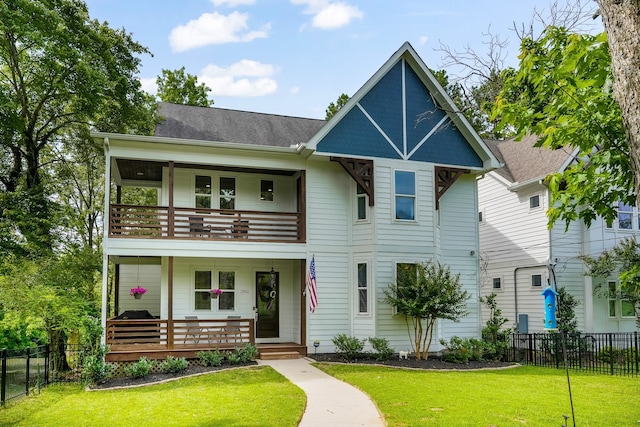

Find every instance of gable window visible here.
[395,170,415,220]
[608,281,635,318]
[260,180,274,201]
[194,270,212,310]
[492,277,502,289]
[357,262,368,314]
[218,271,235,311]
[195,175,212,208]
[529,194,540,210]
[531,274,542,287]
[356,184,368,221]
[220,177,236,209]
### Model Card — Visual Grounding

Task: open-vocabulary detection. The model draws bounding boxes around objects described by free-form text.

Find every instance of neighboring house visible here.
[478,136,638,333]
[95,42,499,362]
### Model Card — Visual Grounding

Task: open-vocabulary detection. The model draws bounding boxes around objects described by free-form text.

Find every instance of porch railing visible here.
[105,318,255,351]
[109,205,304,242]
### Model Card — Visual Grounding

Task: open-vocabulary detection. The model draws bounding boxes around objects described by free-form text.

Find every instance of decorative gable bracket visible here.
[435,166,469,210]
[330,157,374,206]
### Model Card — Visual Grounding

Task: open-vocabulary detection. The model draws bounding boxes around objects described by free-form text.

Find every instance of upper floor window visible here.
[260,180,274,202]
[194,270,212,310]
[395,170,415,220]
[617,202,633,230]
[220,177,236,209]
[356,184,368,221]
[492,277,502,289]
[531,274,543,287]
[529,194,540,210]
[357,262,368,314]
[195,175,212,208]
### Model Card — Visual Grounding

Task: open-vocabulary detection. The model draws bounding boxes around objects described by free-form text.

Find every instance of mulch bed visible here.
[307,353,518,370]
[89,355,517,390]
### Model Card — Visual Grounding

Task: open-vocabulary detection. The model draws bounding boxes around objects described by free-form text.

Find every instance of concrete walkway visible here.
[258,358,386,427]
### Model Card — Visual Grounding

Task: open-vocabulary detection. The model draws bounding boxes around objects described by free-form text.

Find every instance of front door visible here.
[256,271,279,338]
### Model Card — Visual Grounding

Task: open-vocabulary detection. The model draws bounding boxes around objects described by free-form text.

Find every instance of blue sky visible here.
[83,0,597,119]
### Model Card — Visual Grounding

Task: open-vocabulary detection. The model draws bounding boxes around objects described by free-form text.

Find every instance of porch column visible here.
[168,161,174,237]
[300,259,307,346]
[168,256,174,349]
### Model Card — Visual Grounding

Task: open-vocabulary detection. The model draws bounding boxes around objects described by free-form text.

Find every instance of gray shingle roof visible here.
[484,135,573,184]
[155,102,326,147]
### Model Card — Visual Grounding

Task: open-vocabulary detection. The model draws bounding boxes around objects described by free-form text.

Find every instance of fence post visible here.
[635,331,639,378]
[1,348,6,406]
[25,347,31,396]
[608,333,614,376]
[45,344,50,385]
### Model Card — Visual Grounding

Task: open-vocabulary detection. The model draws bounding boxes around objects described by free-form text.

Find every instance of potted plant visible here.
[130,286,147,299]
[209,289,223,299]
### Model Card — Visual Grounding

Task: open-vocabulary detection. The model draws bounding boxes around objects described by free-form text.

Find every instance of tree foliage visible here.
[325,93,349,120]
[580,237,640,327]
[384,261,469,360]
[156,67,213,107]
[493,27,630,229]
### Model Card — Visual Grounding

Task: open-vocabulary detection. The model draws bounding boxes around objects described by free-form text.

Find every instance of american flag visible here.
[306,256,318,313]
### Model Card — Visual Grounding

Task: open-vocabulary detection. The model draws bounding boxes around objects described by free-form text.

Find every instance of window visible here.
[260,180,274,201]
[220,177,236,209]
[609,281,636,318]
[478,209,485,224]
[492,277,501,289]
[195,175,212,208]
[218,271,235,310]
[395,170,415,220]
[531,274,542,287]
[194,270,212,310]
[529,195,540,209]
[356,184,368,221]
[357,263,368,314]
[617,201,633,230]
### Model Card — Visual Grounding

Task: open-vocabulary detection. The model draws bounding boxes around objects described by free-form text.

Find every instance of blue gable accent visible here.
[315,56,484,168]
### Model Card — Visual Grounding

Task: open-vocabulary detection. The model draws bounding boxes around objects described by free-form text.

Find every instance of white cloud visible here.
[199,60,278,97]
[291,0,363,30]
[139,77,157,95]
[169,11,269,52]
[210,0,255,6]
[290,86,300,95]
[418,36,428,45]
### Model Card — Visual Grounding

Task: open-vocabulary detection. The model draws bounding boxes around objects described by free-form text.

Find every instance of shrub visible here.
[226,350,241,364]
[197,349,225,367]
[125,357,156,378]
[160,356,189,373]
[598,346,626,364]
[440,336,484,363]
[82,345,112,385]
[236,344,259,362]
[332,334,365,362]
[368,337,394,361]
[480,293,512,361]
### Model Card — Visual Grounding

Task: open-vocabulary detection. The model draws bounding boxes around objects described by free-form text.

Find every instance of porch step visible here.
[259,351,300,360]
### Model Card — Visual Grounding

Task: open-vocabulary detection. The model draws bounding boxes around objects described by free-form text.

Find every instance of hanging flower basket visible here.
[209,289,223,299]
[130,286,147,299]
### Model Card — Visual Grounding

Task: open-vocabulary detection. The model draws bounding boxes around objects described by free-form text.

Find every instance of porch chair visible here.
[225,315,242,343]
[232,219,249,239]
[184,315,211,344]
[189,216,210,238]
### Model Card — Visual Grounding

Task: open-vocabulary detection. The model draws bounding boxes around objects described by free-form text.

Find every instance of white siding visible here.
[118,264,161,317]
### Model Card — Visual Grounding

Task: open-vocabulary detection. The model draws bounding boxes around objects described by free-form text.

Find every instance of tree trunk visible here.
[49,330,71,372]
[596,1,640,207]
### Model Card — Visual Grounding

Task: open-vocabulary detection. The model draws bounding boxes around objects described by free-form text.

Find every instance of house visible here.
[478,136,638,333]
[94,42,500,362]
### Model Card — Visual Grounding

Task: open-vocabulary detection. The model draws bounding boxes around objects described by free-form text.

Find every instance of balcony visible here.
[109,205,305,243]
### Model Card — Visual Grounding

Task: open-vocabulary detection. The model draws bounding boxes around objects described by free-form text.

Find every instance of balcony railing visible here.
[105,318,255,352]
[109,204,304,242]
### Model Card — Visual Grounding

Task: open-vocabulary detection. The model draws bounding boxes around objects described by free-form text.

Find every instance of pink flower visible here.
[130,286,147,296]
[209,289,223,295]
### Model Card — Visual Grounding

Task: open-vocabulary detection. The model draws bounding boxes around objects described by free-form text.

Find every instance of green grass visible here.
[0,366,305,427]
[315,364,640,426]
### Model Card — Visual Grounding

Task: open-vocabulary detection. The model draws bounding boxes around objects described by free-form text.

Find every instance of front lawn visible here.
[0,366,305,427]
[316,364,640,426]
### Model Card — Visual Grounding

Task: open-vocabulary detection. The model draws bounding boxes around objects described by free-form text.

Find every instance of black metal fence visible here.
[0,345,49,406]
[507,332,639,376]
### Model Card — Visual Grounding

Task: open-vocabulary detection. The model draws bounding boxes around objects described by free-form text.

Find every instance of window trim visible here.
[193,268,213,311]
[393,170,416,222]
[194,174,213,209]
[608,280,636,319]
[355,261,370,315]
[219,176,236,210]
[529,194,541,211]
[492,277,502,290]
[355,183,370,223]
[217,270,236,311]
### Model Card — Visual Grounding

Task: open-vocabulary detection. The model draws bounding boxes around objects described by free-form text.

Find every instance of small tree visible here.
[384,261,469,360]
[480,293,511,361]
